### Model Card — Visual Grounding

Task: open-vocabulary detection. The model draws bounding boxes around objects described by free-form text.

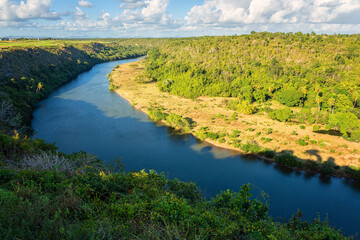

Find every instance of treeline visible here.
[0,41,148,132]
[0,134,350,239]
[144,32,360,140]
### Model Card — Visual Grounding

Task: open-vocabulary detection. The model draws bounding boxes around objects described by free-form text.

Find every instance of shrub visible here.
[300,125,306,130]
[241,143,262,153]
[298,139,308,146]
[259,149,275,158]
[276,89,303,107]
[321,161,336,175]
[313,125,320,132]
[165,113,192,132]
[297,108,315,124]
[237,100,257,115]
[275,153,303,168]
[275,108,293,122]
[148,109,168,122]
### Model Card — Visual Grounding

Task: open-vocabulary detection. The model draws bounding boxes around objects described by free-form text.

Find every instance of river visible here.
[31,58,360,236]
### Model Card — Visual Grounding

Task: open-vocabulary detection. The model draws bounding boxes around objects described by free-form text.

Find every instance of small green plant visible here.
[313,125,320,132]
[298,139,308,146]
[300,125,306,130]
[266,128,273,134]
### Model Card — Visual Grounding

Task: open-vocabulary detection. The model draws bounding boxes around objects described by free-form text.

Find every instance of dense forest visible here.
[145,32,360,141]
[0,38,354,238]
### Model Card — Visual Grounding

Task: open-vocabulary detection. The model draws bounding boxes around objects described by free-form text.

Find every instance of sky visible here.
[0,0,360,38]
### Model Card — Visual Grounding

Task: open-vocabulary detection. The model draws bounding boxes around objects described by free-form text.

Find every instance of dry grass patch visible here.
[111,60,360,169]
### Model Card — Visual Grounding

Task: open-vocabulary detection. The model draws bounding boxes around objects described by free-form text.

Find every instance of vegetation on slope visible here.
[0,134,350,239]
[0,40,148,130]
[144,32,360,141]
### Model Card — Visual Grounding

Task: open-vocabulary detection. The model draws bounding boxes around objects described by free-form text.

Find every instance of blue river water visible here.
[31,58,360,236]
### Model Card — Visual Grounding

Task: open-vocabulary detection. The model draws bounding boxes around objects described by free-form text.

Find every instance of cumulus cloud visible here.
[0,0,61,21]
[185,0,360,27]
[117,0,180,27]
[58,7,118,32]
[78,0,93,8]
[58,0,179,33]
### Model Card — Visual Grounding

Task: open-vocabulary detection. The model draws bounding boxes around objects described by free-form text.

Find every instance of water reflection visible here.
[31,59,360,236]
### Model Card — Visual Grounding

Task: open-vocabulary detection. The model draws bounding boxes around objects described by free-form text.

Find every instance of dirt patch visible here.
[111,60,360,168]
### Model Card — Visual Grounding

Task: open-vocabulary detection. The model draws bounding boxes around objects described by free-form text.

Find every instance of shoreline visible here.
[110,60,360,181]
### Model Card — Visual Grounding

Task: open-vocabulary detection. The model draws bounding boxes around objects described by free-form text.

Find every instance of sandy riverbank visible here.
[110,60,360,170]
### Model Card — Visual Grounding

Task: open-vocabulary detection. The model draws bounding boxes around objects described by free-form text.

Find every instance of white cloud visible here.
[78,0,93,8]
[119,0,147,9]
[185,0,360,27]
[0,0,61,21]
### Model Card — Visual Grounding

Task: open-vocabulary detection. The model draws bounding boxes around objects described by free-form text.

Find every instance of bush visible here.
[259,149,276,158]
[313,125,320,132]
[276,89,303,107]
[321,161,336,175]
[298,139,308,146]
[276,108,293,122]
[268,108,293,122]
[165,113,192,132]
[297,108,315,124]
[275,153,303,168]
[206,132,219,140]
[241,143,262,153]
[237,100,257,115]
[148,109,168,122]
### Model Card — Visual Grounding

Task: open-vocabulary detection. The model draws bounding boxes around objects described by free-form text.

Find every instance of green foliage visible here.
[275,153,303,168]
[142,33,360,140]
[298,139,309,146]
[0,167,348,239]
[277,89,304,107]
[165,113,192,132]
[237,100,257,115]
[240,143,262,154]
[313,125,320,132]
[329,112,360,136]
[266,128,273,134]
[297,108,316,124]
[148,108,168,122]
[269,108,293,122]
[0,41,148,130]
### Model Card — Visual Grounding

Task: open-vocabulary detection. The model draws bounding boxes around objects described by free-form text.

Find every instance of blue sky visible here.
[1,0,360,38]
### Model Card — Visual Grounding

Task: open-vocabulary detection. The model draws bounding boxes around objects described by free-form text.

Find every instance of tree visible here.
[275,108,293,122]
[276,89,303,107]
[329,112,360,136]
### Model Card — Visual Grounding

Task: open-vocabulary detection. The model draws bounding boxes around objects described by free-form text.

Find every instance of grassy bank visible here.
[110,60,360,180]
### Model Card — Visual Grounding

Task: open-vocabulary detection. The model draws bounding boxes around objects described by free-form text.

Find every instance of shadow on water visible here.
[31,59,360,236]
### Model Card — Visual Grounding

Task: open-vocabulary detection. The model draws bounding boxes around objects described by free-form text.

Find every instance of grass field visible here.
[0,39,114,49]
